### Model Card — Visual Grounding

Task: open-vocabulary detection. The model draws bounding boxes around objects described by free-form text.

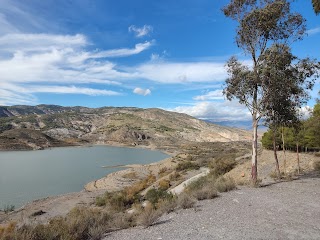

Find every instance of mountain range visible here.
[0,105,251,151]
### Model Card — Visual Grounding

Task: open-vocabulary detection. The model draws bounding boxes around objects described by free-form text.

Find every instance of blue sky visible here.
[0,0,319,125]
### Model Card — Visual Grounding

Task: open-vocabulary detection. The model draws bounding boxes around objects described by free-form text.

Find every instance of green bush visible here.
[145,188,173,205]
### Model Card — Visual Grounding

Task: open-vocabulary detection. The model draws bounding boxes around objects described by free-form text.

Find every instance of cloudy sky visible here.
[0,0,319,126]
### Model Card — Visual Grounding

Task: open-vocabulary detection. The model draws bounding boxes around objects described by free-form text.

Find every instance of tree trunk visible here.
[251,116,258,185]
[273,128,281,179]
[296,142,300,174]
[281,126,287,174]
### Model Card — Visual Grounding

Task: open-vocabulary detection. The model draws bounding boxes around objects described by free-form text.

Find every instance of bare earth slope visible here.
[105,172,320,240]
[0,105,250,150]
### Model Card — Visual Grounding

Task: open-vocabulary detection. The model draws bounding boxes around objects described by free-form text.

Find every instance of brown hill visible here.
[0,105,251,151]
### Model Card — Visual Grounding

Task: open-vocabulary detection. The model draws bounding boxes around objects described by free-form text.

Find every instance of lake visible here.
[0,145,169,209]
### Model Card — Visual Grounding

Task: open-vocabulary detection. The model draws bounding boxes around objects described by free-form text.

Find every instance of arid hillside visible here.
[0,105,251,150]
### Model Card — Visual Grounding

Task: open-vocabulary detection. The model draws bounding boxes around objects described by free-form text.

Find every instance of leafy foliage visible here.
[262,102,320,151]
[223,0,319,183]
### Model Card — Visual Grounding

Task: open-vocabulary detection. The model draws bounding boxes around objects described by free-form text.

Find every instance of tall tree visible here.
[223,0,306,184]
[260,43,317,177]
[312,0,320,14]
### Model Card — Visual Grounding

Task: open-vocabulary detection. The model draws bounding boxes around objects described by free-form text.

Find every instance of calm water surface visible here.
[0,145,169,209]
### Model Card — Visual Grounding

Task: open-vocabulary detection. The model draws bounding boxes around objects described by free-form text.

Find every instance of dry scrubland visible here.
[1,141,320,240]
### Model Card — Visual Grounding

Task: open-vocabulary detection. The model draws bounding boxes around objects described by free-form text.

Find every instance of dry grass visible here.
[209,156,237,176]
[192,186,218,200]
[169,171,181,181]
[136,204,163,227]
[122,172,139,179]
[96,174,156,209]
[214,176,236,193]
[158,179,170,190]
[156,198,178,214]
[177,193,196,209]
[176,161,200,171]
[313,160,320,172]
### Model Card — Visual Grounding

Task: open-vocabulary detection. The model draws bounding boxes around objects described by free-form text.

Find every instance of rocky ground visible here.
[104,172,320,240]
[102,149,320,240]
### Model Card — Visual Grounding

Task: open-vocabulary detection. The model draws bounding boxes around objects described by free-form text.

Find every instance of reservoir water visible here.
[0,145,169,209]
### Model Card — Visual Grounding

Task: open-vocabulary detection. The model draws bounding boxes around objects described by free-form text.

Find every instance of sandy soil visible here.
[0,190,105,225]
[226,149,317,184]
[85,156,177,192]
[105,172,320,240]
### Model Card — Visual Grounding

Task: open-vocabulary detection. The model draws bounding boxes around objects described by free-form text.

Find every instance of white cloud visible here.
[0,33,87,52]
[306,27,320,36]
[91,41,154,58]
[0,33,155,105]
[26,85,122,96]
[133,87,151,96]
[129,25,153,38]
[193,89,224,100]
[170,101,251,122]
[136,62,226,83]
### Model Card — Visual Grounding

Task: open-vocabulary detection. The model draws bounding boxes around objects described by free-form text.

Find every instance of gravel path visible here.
[104,173,320,240]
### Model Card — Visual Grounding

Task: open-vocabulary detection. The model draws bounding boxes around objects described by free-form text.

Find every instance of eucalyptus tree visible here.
[260,43,317,178]
[223,0,307,184]
[312,0,320,14]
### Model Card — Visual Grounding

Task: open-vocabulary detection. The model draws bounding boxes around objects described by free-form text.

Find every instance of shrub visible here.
[145,188,173,205]
[158,167,168,175]
[158,179,170,190]
[136,204,162,227]
[209,157,237,176]
[176,161,200,171]
[107,192,131,211]
[3,204,15,214]
[0,222,17,239]
[313,160,320,172]
[185,176,207,192]
[95,196,106,207]
[177,193,196,209]
[108,212,136,231]
[156,198,178,213]
[125,174,156,198]
[122,172,138,179]
[269,170,283,180]
[214,176,236,192]
[96,175,157,209]
[192,186,218,200]
[169,171,181,181]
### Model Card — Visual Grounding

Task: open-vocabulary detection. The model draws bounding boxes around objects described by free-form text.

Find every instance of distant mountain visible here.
[0,105,251,151]
[205,120,253,130]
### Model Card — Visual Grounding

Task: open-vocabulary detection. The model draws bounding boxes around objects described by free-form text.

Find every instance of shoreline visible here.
[0,142,178,224]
